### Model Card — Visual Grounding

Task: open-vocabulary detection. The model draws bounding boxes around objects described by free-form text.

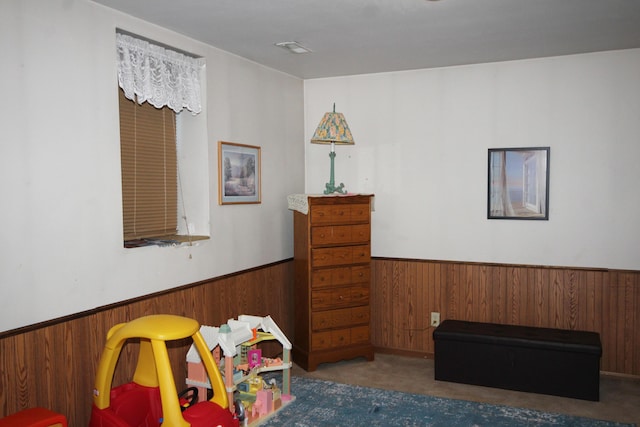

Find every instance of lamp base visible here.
[323,150,348,194]
[324,182,346,195]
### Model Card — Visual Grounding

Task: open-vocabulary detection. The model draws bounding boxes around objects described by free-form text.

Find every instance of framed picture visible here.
[218,141,261,205]
[248,349,262,369]
[488,147,550,220]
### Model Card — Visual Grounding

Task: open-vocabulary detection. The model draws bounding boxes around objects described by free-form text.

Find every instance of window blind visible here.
[119,89,177,241]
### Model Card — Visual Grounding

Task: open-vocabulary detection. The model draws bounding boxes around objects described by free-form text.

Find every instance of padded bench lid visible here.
[433,320,602,355]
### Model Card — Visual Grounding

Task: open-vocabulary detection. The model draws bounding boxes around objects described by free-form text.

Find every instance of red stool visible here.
[0,408,67,427]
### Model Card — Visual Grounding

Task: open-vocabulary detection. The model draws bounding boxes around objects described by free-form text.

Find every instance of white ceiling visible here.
[93,0,640,79]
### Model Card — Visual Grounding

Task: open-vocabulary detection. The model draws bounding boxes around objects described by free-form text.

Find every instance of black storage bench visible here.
[433,320,602,401]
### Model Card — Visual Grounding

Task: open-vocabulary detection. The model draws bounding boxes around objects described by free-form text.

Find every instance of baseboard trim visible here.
[374,346,434,360]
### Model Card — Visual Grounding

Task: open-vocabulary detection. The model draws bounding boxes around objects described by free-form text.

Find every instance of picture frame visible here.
[248,349,262,369]
[218,141,261,205]
[487,147,550,220]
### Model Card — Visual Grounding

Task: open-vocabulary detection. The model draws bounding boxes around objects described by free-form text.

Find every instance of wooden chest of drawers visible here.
[292,195,374,371]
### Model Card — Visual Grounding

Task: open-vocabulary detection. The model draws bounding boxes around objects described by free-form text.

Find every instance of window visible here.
[116,32,208,247]
[119,88,178,242]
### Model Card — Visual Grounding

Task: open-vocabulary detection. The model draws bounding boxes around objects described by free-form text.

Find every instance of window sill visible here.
[124,235,209,248]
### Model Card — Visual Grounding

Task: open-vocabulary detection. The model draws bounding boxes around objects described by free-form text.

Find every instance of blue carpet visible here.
[260,376,634,427]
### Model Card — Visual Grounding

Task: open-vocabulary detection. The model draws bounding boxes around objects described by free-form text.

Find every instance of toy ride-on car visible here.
[89,314,239,427]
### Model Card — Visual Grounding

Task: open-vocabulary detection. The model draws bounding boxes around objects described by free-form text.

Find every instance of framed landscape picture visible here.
[487,147,550,220]
[218,141,261,205]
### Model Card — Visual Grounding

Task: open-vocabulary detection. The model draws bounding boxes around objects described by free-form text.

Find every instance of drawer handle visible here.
[339,295,344,300]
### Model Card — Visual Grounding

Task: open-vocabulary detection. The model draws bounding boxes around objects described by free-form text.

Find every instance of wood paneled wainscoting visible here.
[0,260,294,425]
[370,258,640,377]
[2,258,638,424]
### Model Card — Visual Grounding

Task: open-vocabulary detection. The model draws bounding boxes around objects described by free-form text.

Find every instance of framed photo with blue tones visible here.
[488,147,550,220]
[218,141,261,205]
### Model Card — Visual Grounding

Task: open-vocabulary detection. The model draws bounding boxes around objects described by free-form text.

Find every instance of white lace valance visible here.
[116,32,205,114]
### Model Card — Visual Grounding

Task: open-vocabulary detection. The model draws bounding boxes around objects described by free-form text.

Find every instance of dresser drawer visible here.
[351,265,370,284]
[311,245,370,267]
[311,224,370,246]
[311,326,370,350]
[351,325,370,344]
[310,204,370,225]
[349,204,370,223]
[311,306,370,331]
[311,331,333,350]
[311,267,351,288]
[311,266,370,288]
[348,285,370,305]
[311,285,370,310]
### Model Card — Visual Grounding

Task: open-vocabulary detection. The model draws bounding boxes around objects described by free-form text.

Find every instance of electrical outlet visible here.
[430,312,440,327]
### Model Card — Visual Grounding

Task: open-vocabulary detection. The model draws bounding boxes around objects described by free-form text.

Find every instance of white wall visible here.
[2,1,638,333]
[305,49,640,271]
[0,0,305,332]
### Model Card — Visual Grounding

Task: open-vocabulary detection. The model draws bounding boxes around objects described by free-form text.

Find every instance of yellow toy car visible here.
[89,314,239,427]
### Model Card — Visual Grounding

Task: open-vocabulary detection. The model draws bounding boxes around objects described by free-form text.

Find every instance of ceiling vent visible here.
[275,41,312,54]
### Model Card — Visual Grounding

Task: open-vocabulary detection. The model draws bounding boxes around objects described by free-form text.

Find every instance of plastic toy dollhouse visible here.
[186,315,293,426]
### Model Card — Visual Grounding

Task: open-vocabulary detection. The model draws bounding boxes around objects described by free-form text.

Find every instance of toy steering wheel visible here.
[178,386,199,411]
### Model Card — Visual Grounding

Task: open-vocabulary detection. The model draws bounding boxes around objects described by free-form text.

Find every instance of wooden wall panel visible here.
[371,258,640,378]
[1,257,637,425]
[0,261,294,425]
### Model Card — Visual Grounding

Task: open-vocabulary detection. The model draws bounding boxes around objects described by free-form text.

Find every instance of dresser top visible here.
[287,194,374,214]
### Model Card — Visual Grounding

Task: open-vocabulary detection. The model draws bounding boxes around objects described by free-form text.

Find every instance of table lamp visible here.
[310,103,355,194]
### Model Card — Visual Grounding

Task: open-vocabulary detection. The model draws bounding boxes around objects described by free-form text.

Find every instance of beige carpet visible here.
[291,353,640,425]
